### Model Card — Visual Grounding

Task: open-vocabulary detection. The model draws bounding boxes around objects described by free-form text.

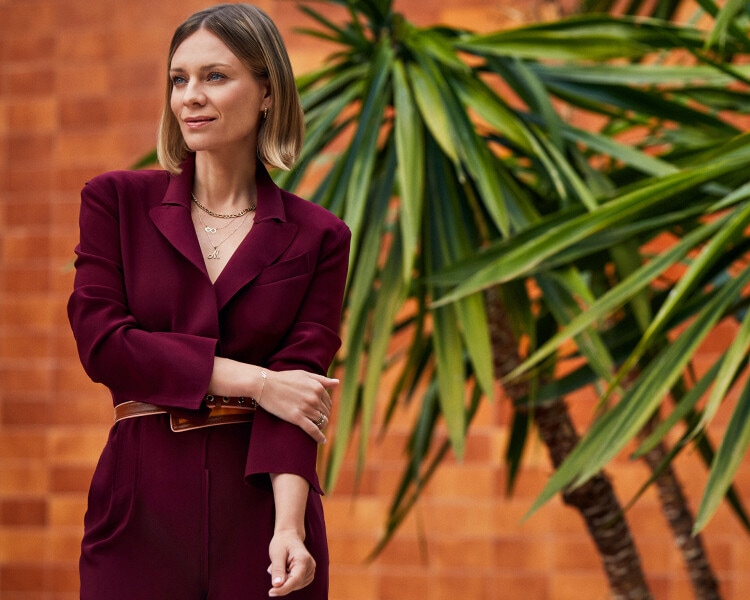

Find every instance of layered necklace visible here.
[192,192,255,260]
[191,192,256,218]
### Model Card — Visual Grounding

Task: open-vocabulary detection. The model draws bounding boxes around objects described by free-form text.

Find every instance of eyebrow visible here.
[169,62,234,72]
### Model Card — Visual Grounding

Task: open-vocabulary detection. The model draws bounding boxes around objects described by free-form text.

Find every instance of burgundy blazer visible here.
[68,154,351,493]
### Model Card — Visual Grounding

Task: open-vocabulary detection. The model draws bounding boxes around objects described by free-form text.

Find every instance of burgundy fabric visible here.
[80,415,328,599]
[68,154,349,597]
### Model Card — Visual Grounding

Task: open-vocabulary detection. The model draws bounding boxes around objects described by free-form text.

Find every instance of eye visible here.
[171,74,187,86]
[207,72,227,82]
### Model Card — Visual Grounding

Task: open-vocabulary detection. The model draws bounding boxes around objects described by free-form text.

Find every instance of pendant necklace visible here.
[195,209,250,260]
[196,211,235,234]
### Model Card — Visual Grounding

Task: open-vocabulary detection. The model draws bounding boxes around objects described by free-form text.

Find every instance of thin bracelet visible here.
[258,369,267,405]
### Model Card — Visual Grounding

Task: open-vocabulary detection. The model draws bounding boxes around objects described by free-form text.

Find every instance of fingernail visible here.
[273,576,282,585]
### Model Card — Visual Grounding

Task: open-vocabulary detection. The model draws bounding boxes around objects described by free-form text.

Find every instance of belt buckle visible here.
[169,395,256,432]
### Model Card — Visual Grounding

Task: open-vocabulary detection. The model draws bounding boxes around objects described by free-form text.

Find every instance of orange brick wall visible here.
[0,1,748,599]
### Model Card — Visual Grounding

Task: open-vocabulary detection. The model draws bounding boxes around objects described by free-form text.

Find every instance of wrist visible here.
[256,367,268,406]
[273,524,306,541]
[253,367,271,406]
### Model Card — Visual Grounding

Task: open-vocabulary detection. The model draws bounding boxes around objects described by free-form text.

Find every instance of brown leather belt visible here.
[114,395,256,432]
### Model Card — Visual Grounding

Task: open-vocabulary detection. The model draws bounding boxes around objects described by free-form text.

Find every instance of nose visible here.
[183,81,206,106]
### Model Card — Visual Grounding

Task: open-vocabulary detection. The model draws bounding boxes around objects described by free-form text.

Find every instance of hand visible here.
[259,370,337,444]
[267,529,316,597]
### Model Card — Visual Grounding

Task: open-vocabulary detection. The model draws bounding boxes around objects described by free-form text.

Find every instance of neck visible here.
[193,149,258,213]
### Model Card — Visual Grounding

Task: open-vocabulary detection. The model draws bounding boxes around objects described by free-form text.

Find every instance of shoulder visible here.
[85,168,171,196]
[81,169,173,217]
[86,168,170,187]
[280,189,350,239]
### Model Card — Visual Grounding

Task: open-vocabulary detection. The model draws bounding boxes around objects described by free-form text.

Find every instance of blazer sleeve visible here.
[67,175,217,410]
[245,217,351,494]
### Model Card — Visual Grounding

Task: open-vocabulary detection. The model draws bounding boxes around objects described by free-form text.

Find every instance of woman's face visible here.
[169,28,270,156]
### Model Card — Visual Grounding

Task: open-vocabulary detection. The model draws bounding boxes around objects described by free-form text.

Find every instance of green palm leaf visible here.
[525,267,750,518]
[278,0,750,557]
[433,153,748,307]
[392,59,424,281]
[458,15,706,60]
[695,371,750,531]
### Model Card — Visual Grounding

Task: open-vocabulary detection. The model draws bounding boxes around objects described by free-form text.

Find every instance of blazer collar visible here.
[253,159,287,223]
[149,154,298,309]
[149,155,205,276]
[214,161,298,309]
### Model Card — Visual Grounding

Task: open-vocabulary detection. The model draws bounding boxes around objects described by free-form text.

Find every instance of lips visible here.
[183,116,215,128]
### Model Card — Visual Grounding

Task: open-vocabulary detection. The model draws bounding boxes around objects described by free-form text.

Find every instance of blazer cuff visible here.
[245,407,324,495]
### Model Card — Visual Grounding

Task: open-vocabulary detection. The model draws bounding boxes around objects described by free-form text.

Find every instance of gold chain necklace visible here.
[195,210,250,260]
[191,192,255,219]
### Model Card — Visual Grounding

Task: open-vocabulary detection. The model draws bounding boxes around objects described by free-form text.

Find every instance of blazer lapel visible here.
[214,162,299,310]
[149,156,208,277]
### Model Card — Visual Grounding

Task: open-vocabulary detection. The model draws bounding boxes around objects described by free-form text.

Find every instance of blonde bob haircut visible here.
[157,3,304,174]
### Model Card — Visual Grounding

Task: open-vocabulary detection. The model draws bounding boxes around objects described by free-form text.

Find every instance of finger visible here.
[310,386,332,415]
[269,571,308,597]
[317,401,331,420]
[309,410,327,430]
[274,555,315,595]
[268,569,311,596]
[268,573,297,597]
[321,391,333,413]
[268,539,292,591]
[298,417,326,444]
[268,560,287,591]
[299,375,335,413]
[268,577,295,597]
[269,571,307,596]
[307,393,330,419]
[307,373,340,391]
[304,384,333,413]
[302,385,330,417]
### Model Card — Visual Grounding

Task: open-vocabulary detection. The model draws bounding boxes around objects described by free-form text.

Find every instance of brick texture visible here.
[1,0,748,599]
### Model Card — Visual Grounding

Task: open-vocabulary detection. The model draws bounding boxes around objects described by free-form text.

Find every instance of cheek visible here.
[239,111,259,133]
[170,92,180,117]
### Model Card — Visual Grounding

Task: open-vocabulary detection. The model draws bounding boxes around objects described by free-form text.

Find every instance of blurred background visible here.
[1,0,749,598]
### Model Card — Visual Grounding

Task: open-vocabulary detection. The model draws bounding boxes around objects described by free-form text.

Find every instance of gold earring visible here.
[263,107,269,120]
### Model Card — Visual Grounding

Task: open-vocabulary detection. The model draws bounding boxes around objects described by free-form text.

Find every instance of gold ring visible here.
[313,411,325,427]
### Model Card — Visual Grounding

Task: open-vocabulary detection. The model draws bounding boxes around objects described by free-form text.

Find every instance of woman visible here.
[67,4,350,598]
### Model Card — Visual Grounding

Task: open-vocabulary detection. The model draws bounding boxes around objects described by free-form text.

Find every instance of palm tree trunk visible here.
[486,287,653,600]
[639,416,722,599]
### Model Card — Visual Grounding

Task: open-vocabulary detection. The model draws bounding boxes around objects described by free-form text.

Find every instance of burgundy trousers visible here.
[80,414,328,599]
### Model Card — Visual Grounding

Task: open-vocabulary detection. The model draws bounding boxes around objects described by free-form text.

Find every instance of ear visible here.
[262,79,272,109]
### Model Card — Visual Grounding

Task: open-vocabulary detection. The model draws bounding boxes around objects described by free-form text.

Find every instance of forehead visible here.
[171,28,239,68]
